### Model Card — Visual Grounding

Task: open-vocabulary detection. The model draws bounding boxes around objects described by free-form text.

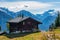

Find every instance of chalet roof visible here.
[8,17,29,23]
[8,17,42,24]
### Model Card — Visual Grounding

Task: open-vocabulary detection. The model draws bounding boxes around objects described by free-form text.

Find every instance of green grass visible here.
[0,32,43,40]
[0,29,60,40]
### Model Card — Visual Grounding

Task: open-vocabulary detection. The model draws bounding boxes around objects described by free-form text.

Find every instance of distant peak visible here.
[18,10,31,13]
[47,9,54,12]
[20,10,28,12]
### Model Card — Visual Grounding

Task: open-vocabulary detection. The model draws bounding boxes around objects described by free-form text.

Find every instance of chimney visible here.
[20,13,24,18]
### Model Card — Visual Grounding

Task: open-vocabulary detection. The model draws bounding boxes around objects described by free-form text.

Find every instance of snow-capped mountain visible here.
[0,7,16,18]
[0,7,58,32]
[16,10,41,22]
[36,10,58,31]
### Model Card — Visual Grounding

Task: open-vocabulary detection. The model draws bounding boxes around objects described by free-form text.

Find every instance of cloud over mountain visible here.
[0,1,53,14]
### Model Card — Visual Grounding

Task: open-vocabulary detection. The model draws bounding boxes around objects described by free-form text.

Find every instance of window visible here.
[7,23,10,30]
[28,22,31,24]
[23,22,25,25]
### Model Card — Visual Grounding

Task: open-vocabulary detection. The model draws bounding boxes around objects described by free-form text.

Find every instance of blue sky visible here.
[0,0,60,2]
[0,0,60,14]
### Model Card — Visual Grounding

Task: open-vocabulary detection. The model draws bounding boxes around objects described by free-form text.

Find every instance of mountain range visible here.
[0,7,58,32]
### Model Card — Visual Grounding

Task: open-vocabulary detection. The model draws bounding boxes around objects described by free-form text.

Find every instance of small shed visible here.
[7,17,42,33]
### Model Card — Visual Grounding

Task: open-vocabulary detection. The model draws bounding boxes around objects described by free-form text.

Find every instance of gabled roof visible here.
[8,17,42,24]
[8,17,29,23]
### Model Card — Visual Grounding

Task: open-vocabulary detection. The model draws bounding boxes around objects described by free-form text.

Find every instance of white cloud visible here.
[54,8,60,11]
[47,2,60,11]
[0,1,53,14]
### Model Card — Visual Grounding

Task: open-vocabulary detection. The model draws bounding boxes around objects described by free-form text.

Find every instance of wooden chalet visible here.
[7,17,42,33]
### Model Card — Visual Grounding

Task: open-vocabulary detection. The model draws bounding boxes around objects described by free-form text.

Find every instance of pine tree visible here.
[55,11,60,27]
[0,26,1,31]
[59,11,60,26]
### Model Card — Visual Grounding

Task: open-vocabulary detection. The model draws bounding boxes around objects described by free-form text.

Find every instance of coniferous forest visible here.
[55,11,60,27]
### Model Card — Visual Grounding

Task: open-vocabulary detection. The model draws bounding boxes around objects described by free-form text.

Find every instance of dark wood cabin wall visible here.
[9,23,19,33]
[9,18,39,33]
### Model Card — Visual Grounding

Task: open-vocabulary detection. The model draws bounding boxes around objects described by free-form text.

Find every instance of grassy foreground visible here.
[0,32,43,40]
[0,29,60,40]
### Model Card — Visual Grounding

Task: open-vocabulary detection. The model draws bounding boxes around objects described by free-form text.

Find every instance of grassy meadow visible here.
[0,29,60,40]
